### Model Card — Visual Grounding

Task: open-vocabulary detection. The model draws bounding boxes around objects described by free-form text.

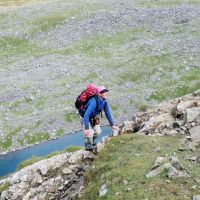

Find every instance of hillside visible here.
[0,91,200,200]
[0,0,200,153]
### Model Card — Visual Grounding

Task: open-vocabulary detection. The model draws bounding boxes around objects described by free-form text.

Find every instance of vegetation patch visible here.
[0,36,45,60]
[0,136,12,150]
[81,133,200,200]
[31,2,105,33]
[24,132,50,144]
[64,112,77,122]
[61,28,144,58]
[0,182,9,194]
[56,128,64,136]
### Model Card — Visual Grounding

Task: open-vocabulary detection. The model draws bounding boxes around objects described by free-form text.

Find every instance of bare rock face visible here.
[189,126,200,144]
[186,108,200,123]
[99,183,108,197]
[193,195,200,200]
[0,150,95,200]
[118,91,200,141]
[177,100,196,112]
[120,120,138,133]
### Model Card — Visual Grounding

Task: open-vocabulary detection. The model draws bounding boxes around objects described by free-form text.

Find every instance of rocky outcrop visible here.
[146,156,188,178]
[0,150,95,200]
[119,90,200,150]
[0,133,117,200]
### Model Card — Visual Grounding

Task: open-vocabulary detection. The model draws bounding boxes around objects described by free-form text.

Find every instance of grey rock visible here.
[115,192,122,196]
[146,163,171,178]
[169,156,183,170]
[62,168,72,175]
[154,147,161,152]
[196,156,200,164]
[123,180,128,186]
[188,157,197,162]
[193,195,200,200]
[177,100,196,112]
[0,190,9,200]
[189,125,200,143]
[99,184,108,197]
[121,121,135,132]
[125,187,132,191]
[186,108,200,123]
[29,95,35,101]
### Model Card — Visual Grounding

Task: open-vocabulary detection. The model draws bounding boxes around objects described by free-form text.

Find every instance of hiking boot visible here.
[85,142,94,151]
[85,147,94,151]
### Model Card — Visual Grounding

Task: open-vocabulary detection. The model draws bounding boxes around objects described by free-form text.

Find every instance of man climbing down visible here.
[75,84,118,151]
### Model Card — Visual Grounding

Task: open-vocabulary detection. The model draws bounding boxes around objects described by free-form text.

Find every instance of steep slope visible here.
[0,91,200,200]
[1,0,200,153]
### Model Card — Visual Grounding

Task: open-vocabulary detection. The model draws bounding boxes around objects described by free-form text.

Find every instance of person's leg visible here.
[93,117,102,143]
[93,125,102,138]
[81,117,93,150]
[84,123,95,150]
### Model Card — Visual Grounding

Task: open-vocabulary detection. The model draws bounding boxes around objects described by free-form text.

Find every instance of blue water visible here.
[0,126,112,177]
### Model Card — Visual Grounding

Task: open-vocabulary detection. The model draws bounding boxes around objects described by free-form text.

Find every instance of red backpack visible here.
[75,84,99,117]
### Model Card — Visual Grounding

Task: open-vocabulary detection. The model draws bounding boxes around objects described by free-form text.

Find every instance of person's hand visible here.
[111,125,119,131]
[84,129,90,137]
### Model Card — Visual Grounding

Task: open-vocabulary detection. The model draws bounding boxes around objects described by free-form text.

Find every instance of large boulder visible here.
[140,113,174,134]
[186,108,200,123]
[146,156,187,178]
[177,100,196,112]
[189,125,200,144]
[0,150,94,200]
[193,195,200,200]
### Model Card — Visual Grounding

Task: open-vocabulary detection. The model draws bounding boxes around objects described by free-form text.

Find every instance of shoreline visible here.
[0,123,112,157]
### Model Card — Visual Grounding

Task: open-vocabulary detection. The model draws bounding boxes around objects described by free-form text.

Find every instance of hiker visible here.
[75,84,118,151]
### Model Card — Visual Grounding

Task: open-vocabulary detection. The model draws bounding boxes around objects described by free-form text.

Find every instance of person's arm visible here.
[84,99,96,129]
[104,101,114,126]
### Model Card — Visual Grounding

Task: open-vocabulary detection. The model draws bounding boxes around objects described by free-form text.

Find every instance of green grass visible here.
[35,97,46,109]
[0,136,12,150]
[136,102,149,112]
[81,133,200,200]
[83,72,98,81]
[149,69,200,101]
[10,125,24,136]
[0,36,45,60]
[24,132,50,144]
[56,128,64,136]
[180,69,200,82]
[0,182,9,194]
[61,28,145,58]
[110,104,118,111]
[16,145,83,171]
[64,112,77,122]
[31,2,106,34]
[32,10,79,32]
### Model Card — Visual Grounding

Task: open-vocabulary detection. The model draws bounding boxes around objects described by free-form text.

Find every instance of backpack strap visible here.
[94,95,99,110]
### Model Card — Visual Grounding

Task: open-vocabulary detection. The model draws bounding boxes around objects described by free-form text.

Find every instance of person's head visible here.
[97,86,109,99]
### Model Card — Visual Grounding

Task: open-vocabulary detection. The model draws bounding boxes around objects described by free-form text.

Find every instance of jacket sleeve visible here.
[104,101,114,126]
[84,99,96,129]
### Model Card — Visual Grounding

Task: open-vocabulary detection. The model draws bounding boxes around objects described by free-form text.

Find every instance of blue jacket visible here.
[84,96,114,129]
